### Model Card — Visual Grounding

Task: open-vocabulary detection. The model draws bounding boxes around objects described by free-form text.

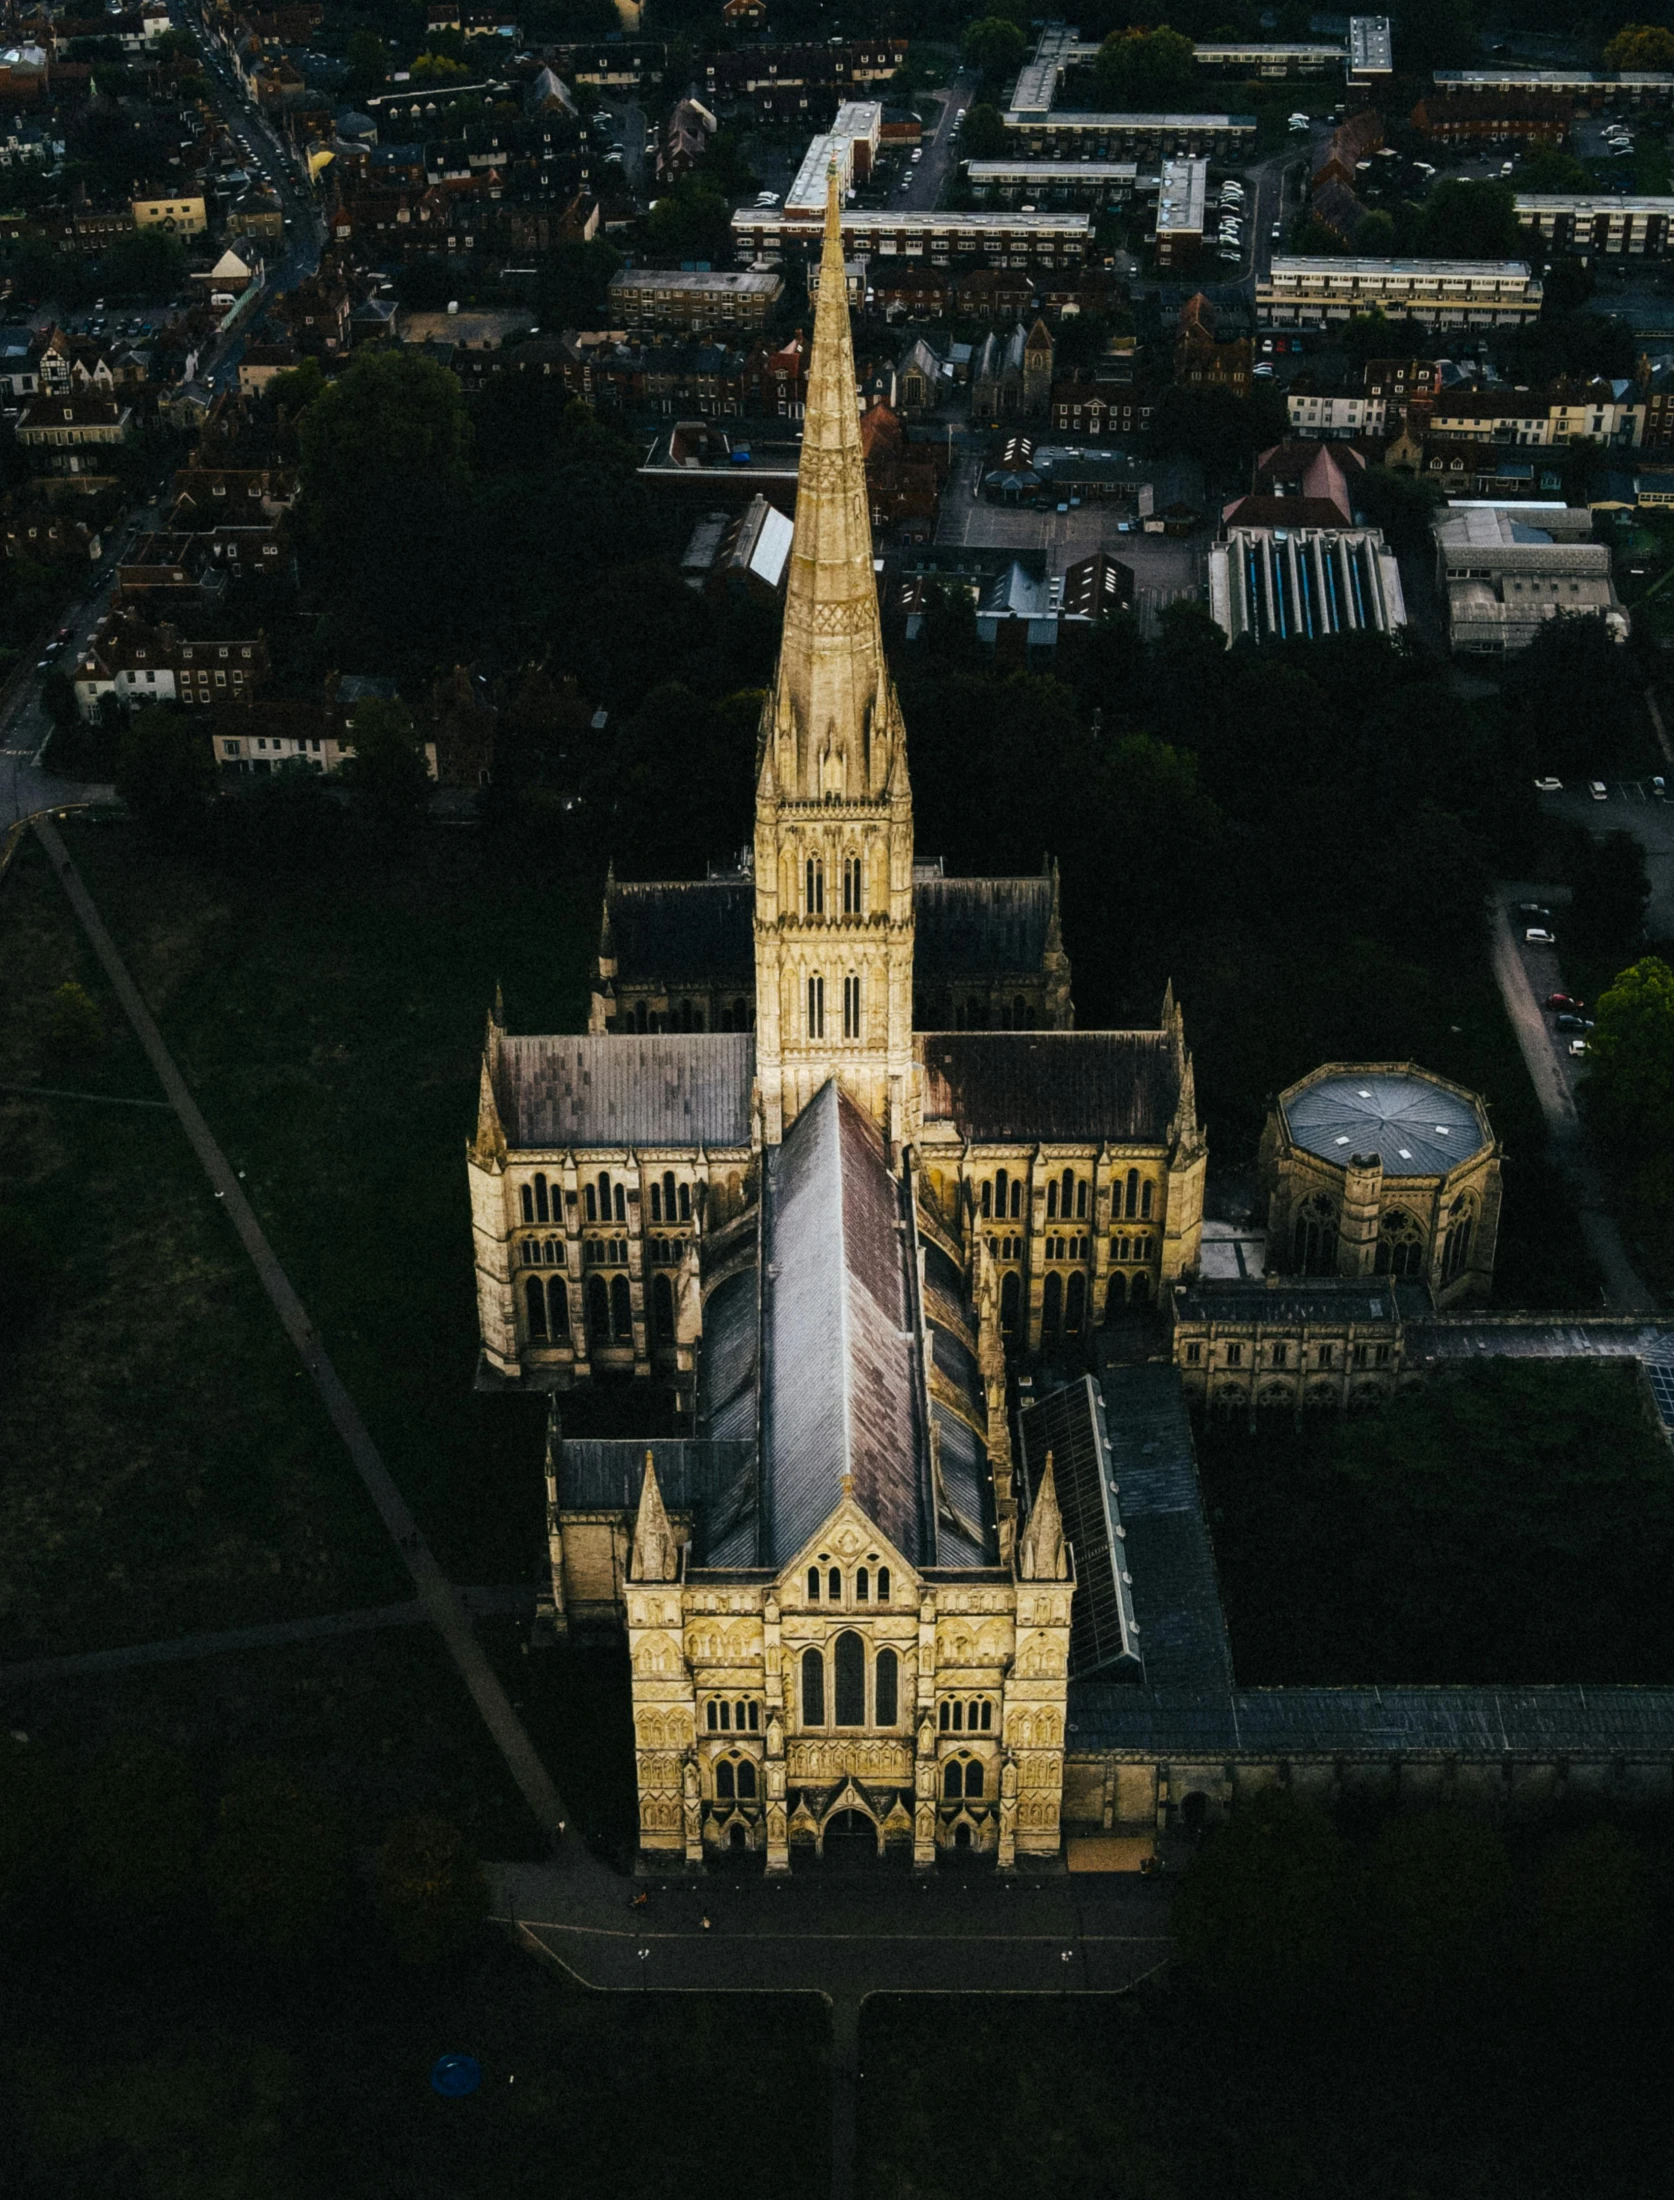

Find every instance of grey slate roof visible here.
[1018,1375,1141,1680]
[607,878,754,988]
[1066,1683,1674,1757]
[500,1033,754,1148]
[1098,1363,1234,1693]
[557,1438,755,1519]
[918,1031,1180,1143]
[1174,1277,1415,1325]
[913,874,1053,980]
[761,1081,932,1567]
[1284,1069,1486,1176]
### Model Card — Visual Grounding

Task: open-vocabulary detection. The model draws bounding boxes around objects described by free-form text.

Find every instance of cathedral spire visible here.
[763,163,897,802]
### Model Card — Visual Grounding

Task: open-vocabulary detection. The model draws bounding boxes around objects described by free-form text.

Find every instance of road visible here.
[1489,888,1656,1312]
[899,68,981,212]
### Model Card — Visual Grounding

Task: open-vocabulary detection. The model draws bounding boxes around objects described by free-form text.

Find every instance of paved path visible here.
[1488,891,1656,1312]
[0,1079,172,1110]
[0,1588,535,1687]
[32,815,569,1841]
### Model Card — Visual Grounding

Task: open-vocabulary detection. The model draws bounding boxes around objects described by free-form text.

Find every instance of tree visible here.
[374,1813,488,1966]
[961,16,1027,85]
[1581,956,1674,1159]
[533,236,623,331]
[344,27,389,101]
[1604,24,1674,69]
[112,704,217,838]
[1172,1788,1355,2003]
[1096,27,1196,110]
[98,227,188,302]
[645,172,733,263]
[1150,382,1285,479]
[0,1738,71,1927]
[1355,208,1397,255]
[297,350,472,520]
[1568,830,1650,963]
[45,978,104,1067]
[1397,0,1478,76]
[267,355,326,420]
[1500,613,1639,778]
[959,103,1008,161]
[1415,178,1520,261]
[409,50,470,80]
[208,1762,349,1964]
[1520,144,1590,194]
[339,697,432,842]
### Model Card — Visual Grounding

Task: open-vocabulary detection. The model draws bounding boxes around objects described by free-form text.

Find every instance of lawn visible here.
[0,832,405,1658]
[1196,1360,1674,1686]
[858,1975,1673,2200]
[7,1922,827,2200]
[40,814,600,1604]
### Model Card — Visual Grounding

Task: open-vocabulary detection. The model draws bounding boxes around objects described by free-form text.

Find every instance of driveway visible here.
[1538,779,1674,940]
[1489,888,1656,1311]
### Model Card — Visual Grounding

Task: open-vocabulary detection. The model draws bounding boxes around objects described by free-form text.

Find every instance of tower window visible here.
[1141,1179,1154,1220]
[548,1278,569,1339]
[678,1181,691,1222]
[534,1173,550,1223]
[981,1179,993,1218]
[995,1167,1007,1219]
[520,1185,534,1224]
[807,973,825,1039]
[525,1275,547,1339]
[1126,1168,1140,1220]
[843,853,863,914]
[1076,1177,1088,1220]
[843,973,861,1040]
[806,855,824,916]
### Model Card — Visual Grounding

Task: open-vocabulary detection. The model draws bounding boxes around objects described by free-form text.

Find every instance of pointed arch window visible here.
[1141,1178,1154,1220]
[1065,1271,1086,1334]
[1042,1270,1063,1339]
[801,1645,825,1726]
[833,1631,865,1726]
[1061,1167,1074,1218]
[520,1184,534,1223]
[610,1273,632,1341]
[875,1648,898,1726]
[981,1178,993,1219]
[586,1273,609,1340]
[807,973,825,1040]
[843,852,863,914]
[855,1567,869,1602]
[652,1272,675,1342]
[808,1567,821,1601]
[736,1757,757,1800]
[876,1566,890,1603]
[1125,1168,1140,1220]
[1047,1176,1059,1220]
[525,1275,548,1338]
[548,1278,570,1339]
[716,1758,735,1800]
[534,1173,550,1223]
[1442,1195,1475,1284]
[805,855,824,916]
[828,1566,841,1601]
[843,973,861,1040]
[995,1167,1008,1219]
[1000,1271,1021,1333]
[1377,1208,1427,1280]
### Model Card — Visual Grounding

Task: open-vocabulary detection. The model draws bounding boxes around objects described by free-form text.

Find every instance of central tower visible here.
[753,167,916,1149]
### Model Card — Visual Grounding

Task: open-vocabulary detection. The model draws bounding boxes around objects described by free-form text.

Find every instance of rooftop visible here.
[1281,1067,1487,1175]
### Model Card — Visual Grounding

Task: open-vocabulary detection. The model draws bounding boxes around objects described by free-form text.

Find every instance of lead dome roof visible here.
[1283,1070,1486,1176]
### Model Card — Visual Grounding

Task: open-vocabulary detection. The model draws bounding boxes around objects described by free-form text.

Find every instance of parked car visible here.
[1271,222,1282,240]
[1569,1038,1589,1057]
[1525,927,1557,944]
[1252,362,1275,377]
[1517,902,1552,921]
[1555,1013,1592,1033]
[1533,775,1562,791]
[1547,992,1584,1012]
[1589,780,1608,799]
[1651,776,1665,797]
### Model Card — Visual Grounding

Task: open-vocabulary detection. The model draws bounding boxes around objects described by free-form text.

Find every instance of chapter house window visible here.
[807,973,825,1039]
[843,973,861,1040]
[801,1644,825,1725]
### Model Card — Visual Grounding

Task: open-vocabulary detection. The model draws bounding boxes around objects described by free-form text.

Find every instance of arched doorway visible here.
[822,1809,880,1867]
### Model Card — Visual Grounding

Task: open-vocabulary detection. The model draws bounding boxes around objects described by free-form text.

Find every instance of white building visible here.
[1209,527,1406,645]
[1431,504,1627,654]
[1258,256,1543,328]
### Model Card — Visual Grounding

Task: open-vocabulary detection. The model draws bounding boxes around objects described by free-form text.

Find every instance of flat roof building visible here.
[965,159,1138,205]
[733,205,1093,267]
[1516,192,1674,256]
[1001,110,1258,159]
[1434,68,1674,106]
[1432,502,1628,653]
[1154,155,1207,266]
[607,267,784,330]
[1258,255,1542,327]
[1195,41,1343,76]
[1347,16,1394,83]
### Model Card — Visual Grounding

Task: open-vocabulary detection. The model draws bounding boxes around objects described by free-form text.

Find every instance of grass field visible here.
[1196,1360,1674,1687]
[3,816,599,1653]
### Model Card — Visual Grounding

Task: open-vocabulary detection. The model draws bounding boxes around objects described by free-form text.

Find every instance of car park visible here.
[1525,927,1556,944]
[1589,780,1608,799]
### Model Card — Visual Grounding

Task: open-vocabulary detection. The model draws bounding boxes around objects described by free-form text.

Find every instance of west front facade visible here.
[465,170,1205,1868]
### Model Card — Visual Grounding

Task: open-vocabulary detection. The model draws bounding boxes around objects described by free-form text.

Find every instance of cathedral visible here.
[465,172,1207,1869]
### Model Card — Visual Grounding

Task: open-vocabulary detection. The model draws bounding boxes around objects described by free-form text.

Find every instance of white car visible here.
[1534,776,1562,792]
[1525,927,1557,945]
[1589,780,1609,799]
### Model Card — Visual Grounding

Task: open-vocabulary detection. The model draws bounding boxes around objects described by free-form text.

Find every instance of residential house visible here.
[15,392,132,469]
[1174,293,1250,396]
[71,612,270,718]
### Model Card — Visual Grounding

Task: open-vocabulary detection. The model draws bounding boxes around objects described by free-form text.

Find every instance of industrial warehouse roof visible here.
[499,1033,755,1148]
[1282,1068,1487,1176]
